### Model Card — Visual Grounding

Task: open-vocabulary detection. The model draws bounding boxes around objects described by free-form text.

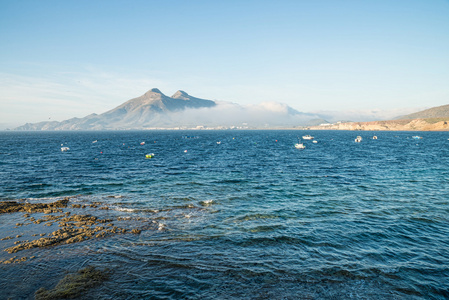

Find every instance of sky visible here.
[1,0,449,128]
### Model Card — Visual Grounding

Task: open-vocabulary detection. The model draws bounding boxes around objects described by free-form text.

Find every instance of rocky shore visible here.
[0,197,148,265]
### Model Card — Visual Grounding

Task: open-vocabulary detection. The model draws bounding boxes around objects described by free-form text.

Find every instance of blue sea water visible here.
[0,130,448,299]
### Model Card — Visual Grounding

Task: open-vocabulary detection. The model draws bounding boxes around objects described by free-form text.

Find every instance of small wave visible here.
[214,179,247,184]
[231,213,279,223]
[107,205,162,214]
[234,235,306,247]
[111,206,137,212]
[104,183,125,187]
[410,215,444,224]
[247,224,284,233]
[171,204,198,210]
[107,195,125,199]
[23,195,82,202]
[164,171,184,175]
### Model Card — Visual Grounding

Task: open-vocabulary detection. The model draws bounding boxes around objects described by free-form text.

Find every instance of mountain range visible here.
[14,88,322,130]
[12,88,449,131]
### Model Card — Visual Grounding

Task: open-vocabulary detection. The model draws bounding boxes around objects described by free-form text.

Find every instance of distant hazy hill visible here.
[309,102,449,131]
[14,88,321,130]
[396,104,449,120]
[309,118,449,131]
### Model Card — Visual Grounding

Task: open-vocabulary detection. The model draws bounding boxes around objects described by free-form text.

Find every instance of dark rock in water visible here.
[35,266,110,300]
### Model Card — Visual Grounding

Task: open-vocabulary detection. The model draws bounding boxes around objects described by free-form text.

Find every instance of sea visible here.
[0,130,448,299]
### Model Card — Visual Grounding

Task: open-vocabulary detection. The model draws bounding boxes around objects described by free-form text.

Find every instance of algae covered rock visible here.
[35,266,110,299]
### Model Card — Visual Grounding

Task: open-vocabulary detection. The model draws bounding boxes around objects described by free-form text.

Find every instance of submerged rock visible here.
[35,266,110,300]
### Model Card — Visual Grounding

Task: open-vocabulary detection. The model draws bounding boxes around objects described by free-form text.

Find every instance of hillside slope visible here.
[396,104,449,120]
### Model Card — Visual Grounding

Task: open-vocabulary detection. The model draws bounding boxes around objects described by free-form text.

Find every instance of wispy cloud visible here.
[169,101,318,128]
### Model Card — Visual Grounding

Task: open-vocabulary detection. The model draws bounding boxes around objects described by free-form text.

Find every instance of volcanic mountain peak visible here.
[104,88,216,116]
[141,88,166,100]
[172,90,189,99]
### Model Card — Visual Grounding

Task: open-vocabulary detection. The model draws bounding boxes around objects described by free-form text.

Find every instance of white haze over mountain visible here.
[167,101,320,128]
[172,102,423,128]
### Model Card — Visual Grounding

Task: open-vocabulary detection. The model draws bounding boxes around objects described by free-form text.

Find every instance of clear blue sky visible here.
[1,0,449,127]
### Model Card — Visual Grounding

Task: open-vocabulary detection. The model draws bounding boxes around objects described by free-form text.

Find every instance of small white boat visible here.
[302,135,314,140]
[217,141,221,145]
[372,136,377,140]
[355,136,362,143]
[412,136,422,139]
[312,140,318,144]
[92,140,98,143]
[295,143,305,149]
[61,147,70,152]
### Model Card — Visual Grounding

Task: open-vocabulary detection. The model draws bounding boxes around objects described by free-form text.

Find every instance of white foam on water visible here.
[112,206,136,212]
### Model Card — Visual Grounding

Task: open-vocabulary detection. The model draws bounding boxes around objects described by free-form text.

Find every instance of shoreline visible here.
[0,197,152,265]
